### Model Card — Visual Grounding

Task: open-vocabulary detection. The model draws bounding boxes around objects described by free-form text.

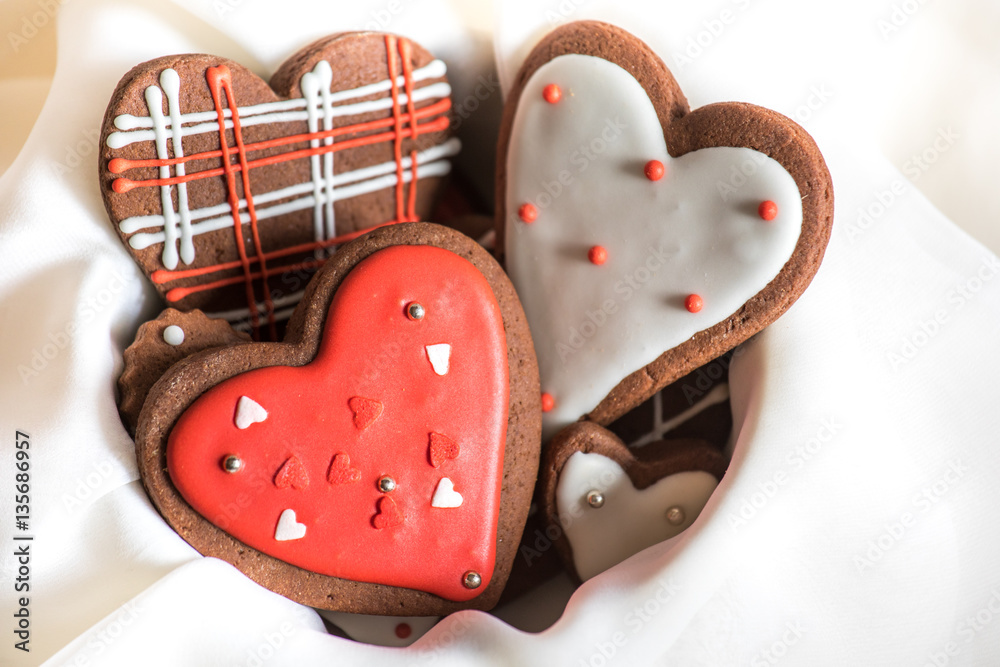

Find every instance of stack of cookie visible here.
[103,22,832,626]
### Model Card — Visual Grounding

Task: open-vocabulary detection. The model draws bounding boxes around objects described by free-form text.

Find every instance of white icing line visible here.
[160,69,195,266]
[144,85,179,270]
[319,63,336,249]
[629,383,731,449]
[120,139,460,235]
[206,290,305,324]
[302,63,328,257]
[107,81,452,149]
[112,60,447,131]
[124,158,454,250]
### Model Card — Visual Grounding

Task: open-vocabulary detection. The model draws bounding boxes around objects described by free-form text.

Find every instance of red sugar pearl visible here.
[395,623,412,639]
[644,160,665,181]
[541,393,555,413]
[685,294,704,313]
[543,83,562,104]
[518,203,538,224]
[588,245,608,265]
[758,200,778,221]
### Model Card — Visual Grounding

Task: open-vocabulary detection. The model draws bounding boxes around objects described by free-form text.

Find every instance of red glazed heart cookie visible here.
[135,223,541,615]
[496,21,834,437]
[100,32,458,339]
[539,422,727,582]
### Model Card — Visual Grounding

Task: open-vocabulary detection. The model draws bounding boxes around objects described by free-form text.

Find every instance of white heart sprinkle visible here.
[274,509,307,541]
[431,477,463,508]
[425,344,451,376]
[234,396,267,430]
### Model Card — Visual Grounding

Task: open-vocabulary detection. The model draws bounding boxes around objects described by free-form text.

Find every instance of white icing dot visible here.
[162,325,185,346]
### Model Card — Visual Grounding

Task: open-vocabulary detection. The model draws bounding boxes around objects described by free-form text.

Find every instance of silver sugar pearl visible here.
[222,455,243,474]
[378,476,396,493]
[406,302,425,320]
[463,571,482,589]
[666,506,685,525]
[586,490,605,508]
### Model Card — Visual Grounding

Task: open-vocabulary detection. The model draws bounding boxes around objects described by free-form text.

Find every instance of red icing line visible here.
[386,35,407,225]
[518,203,537,224]
[110,110,450,192]
[207,65,265,338]
[372,496,404,530]
[165,259,324,302]
[588,245,608,266]
[542,83,562,104]
[349,396,383,431]
[685,294,704,313]
[274,455,309,490]
[327,453,361,485]
[540,392,555,413]
[758,200,779,221]
[644,160,665,181]
[428,432,460,468]
[152,222,398,288]
[107,98,450,176]
[166,245,509,602]
[400,38,420,223]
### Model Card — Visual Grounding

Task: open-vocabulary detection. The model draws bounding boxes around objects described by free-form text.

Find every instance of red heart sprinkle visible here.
[348,396,383,431]
[274,455,309,490]
[428,432,460,468]
[326,453,361,484]
[372,496,404,529]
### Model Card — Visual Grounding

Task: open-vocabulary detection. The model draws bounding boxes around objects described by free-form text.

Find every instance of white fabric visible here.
[0,0,997,664]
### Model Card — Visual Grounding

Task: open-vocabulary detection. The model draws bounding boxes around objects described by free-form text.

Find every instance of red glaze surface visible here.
[167,245,509,601]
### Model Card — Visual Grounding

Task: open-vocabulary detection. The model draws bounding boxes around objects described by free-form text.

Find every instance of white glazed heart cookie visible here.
[495,21,834,438]
[538,421,727,581]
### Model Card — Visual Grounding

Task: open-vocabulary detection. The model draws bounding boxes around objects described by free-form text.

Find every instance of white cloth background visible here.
[1,0,999,665]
